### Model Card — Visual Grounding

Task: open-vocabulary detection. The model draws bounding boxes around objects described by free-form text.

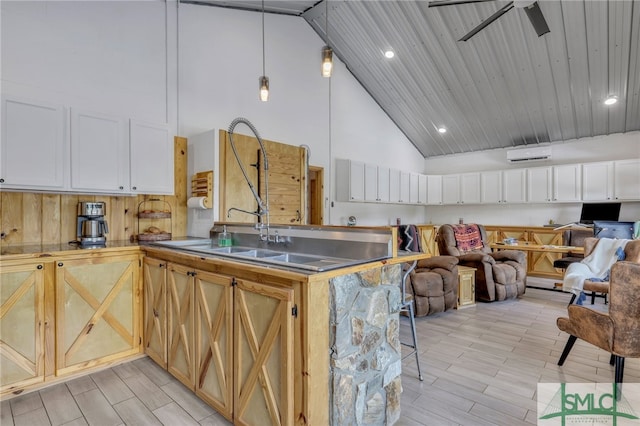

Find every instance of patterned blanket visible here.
[398,225,421,252]
[452,224,483,252]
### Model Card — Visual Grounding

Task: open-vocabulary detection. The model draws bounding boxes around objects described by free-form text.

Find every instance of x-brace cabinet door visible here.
[167,263,195,389]
[143,258,167,367]
[234,278,294,426]
[55,254,140,377]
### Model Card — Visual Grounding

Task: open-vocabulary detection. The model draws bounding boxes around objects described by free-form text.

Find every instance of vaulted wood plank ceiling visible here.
[188,0,640,158]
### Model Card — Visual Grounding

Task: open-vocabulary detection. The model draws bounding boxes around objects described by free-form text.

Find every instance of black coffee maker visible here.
[77,202,109,246]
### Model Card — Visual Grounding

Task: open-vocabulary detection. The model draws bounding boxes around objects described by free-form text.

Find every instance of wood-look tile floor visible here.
[2,283,638,425]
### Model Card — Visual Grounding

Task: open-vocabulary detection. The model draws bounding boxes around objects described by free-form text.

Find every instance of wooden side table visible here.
[457,266,476,308]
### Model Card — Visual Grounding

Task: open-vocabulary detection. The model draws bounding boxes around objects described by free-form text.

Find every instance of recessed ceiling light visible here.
[384,50,395,59]
[604,96,618,106]
[438,127,447,134]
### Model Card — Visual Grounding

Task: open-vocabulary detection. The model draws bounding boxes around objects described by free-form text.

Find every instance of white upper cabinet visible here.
[582,161,614,201]
[417,174,428,204]
[336,159,365,202]
[399,171,410,204]
[426,175,443,205]
[527,166,552,202]
[552,164,581,202]
[442,173,480,204]
[502,169,527,203]
[1,97,66,191]
[460,173,481,204]
[363,164,390,203]
[614,159,640,200]
[480,170,502,203]
[130,120,173,195]
[409,173,420,204]
[71,109,129,193]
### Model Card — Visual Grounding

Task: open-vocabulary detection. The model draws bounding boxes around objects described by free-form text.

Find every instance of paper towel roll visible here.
[187,197,208,209]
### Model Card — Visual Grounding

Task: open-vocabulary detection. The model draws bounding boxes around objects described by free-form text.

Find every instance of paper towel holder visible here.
[190,171,213,209]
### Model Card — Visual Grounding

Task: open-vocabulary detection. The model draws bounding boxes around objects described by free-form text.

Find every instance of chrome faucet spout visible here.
[227,207,264,218]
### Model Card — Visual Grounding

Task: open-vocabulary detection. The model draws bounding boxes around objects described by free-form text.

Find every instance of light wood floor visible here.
[2,284,638,425]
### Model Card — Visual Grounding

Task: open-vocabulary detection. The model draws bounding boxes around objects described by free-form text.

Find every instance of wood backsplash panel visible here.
[0,137,188,247]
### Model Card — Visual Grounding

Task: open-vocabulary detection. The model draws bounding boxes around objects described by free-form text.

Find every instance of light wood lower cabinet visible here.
[144,261,293,424]
[143,258,167,367]
[457,266,476,308]
[55,254,141,376]
[0,262,46,394]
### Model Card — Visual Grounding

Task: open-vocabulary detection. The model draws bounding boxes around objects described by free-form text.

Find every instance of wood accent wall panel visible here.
[0,137,187,246]
[219,130,306,225]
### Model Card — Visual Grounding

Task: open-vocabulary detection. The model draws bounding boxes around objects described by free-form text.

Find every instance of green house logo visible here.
[538,383,640,425]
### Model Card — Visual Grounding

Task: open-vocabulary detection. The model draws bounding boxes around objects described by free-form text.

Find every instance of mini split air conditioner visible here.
[506,146,552,163]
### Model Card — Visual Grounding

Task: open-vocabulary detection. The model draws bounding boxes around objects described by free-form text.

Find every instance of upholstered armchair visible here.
[436,224,527,302]
[574,237,640,304]
[407,256,459,317]
[557,261,640,390]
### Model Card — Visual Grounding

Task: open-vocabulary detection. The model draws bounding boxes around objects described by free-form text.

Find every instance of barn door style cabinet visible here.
[143,258,293,424]
[0,262,46,394]
[55,254,141,377]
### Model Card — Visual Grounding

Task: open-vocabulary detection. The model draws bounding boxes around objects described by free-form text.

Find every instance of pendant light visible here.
[321,0,333,78]
[259,0,269,101]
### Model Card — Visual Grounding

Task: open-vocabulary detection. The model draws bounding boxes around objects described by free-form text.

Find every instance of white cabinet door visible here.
[364,163,378,202]
[480,170,502,203]
[336,159,365,202]
[426,175,442,205]
[442,174,461,205]
[1,97,66,190]
[71,109,128,193]
[503,169,527,203]
[552,164,581,202]
[614,159,640,200]
[399,171,410,204]
[409,173,420,204]
[417,174,428,204]
[460,172,480,204]
[582,161,614,201]
[527,166,552,202]
[389,169,401,203]
[130,120,174,195]
[376,166,390,203]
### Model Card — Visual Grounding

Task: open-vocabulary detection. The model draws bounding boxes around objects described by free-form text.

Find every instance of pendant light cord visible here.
[262,0,265,76]
[325,0,329,44]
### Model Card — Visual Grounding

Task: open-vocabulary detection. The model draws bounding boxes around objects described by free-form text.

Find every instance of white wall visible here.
[423,133,640,226]
[177,4,425,227]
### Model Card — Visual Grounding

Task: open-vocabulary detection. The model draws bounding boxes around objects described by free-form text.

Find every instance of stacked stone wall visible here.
[329,264,402,425]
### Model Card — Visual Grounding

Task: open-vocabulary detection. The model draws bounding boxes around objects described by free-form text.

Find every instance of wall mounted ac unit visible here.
[506,146,552,163]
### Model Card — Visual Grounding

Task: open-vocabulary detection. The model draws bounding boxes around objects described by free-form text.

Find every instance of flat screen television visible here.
[579,202,621,224]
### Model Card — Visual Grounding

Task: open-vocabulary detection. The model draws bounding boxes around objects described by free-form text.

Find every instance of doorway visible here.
[308,166,324,225]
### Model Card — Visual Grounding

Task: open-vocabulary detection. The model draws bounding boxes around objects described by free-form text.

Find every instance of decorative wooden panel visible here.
[194,270,234,420]
[219,130,306,226]
[0,262,45,393]
[417,225,438,256]
[0,137,187,247]
[527,229,564,279]
[234,278,294,426]
[167,263,195,389]
[55,254,140,376]
[143,257,167,367]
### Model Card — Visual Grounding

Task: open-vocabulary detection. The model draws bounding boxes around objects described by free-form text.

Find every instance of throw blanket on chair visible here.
[398,225,421,252]
[562,238,629,295]
[452,224,483,252]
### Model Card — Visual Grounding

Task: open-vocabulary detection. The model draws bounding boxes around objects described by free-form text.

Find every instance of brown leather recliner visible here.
[407,256,459,317]
[436,224,527,302]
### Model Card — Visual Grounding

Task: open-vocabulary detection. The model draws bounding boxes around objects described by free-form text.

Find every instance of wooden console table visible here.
[490,242,584,255]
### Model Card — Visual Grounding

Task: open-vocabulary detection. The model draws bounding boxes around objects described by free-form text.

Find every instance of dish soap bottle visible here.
[218,225,232,247]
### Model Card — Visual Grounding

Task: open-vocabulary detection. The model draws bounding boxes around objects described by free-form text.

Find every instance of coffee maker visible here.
[77,202,109,246]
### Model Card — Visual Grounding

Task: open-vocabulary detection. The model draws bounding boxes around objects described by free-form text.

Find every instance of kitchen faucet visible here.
[226,117,273,242]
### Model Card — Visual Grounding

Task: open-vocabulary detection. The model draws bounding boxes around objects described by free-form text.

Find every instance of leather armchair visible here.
[557,261,640,391]
[436,224,527,302]
[407,256,459,317]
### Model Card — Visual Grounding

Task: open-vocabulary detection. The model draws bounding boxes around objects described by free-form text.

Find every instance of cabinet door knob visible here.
[58,262,63,267]
[37,265,43,270]
[119,186,124,190]
[0,178,4,183]
[132,186,137,191]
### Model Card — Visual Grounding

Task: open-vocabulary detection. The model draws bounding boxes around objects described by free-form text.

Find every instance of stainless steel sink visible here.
[149,239,366,272]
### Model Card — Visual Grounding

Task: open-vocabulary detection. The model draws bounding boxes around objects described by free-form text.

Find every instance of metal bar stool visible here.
[399,260,423,381]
